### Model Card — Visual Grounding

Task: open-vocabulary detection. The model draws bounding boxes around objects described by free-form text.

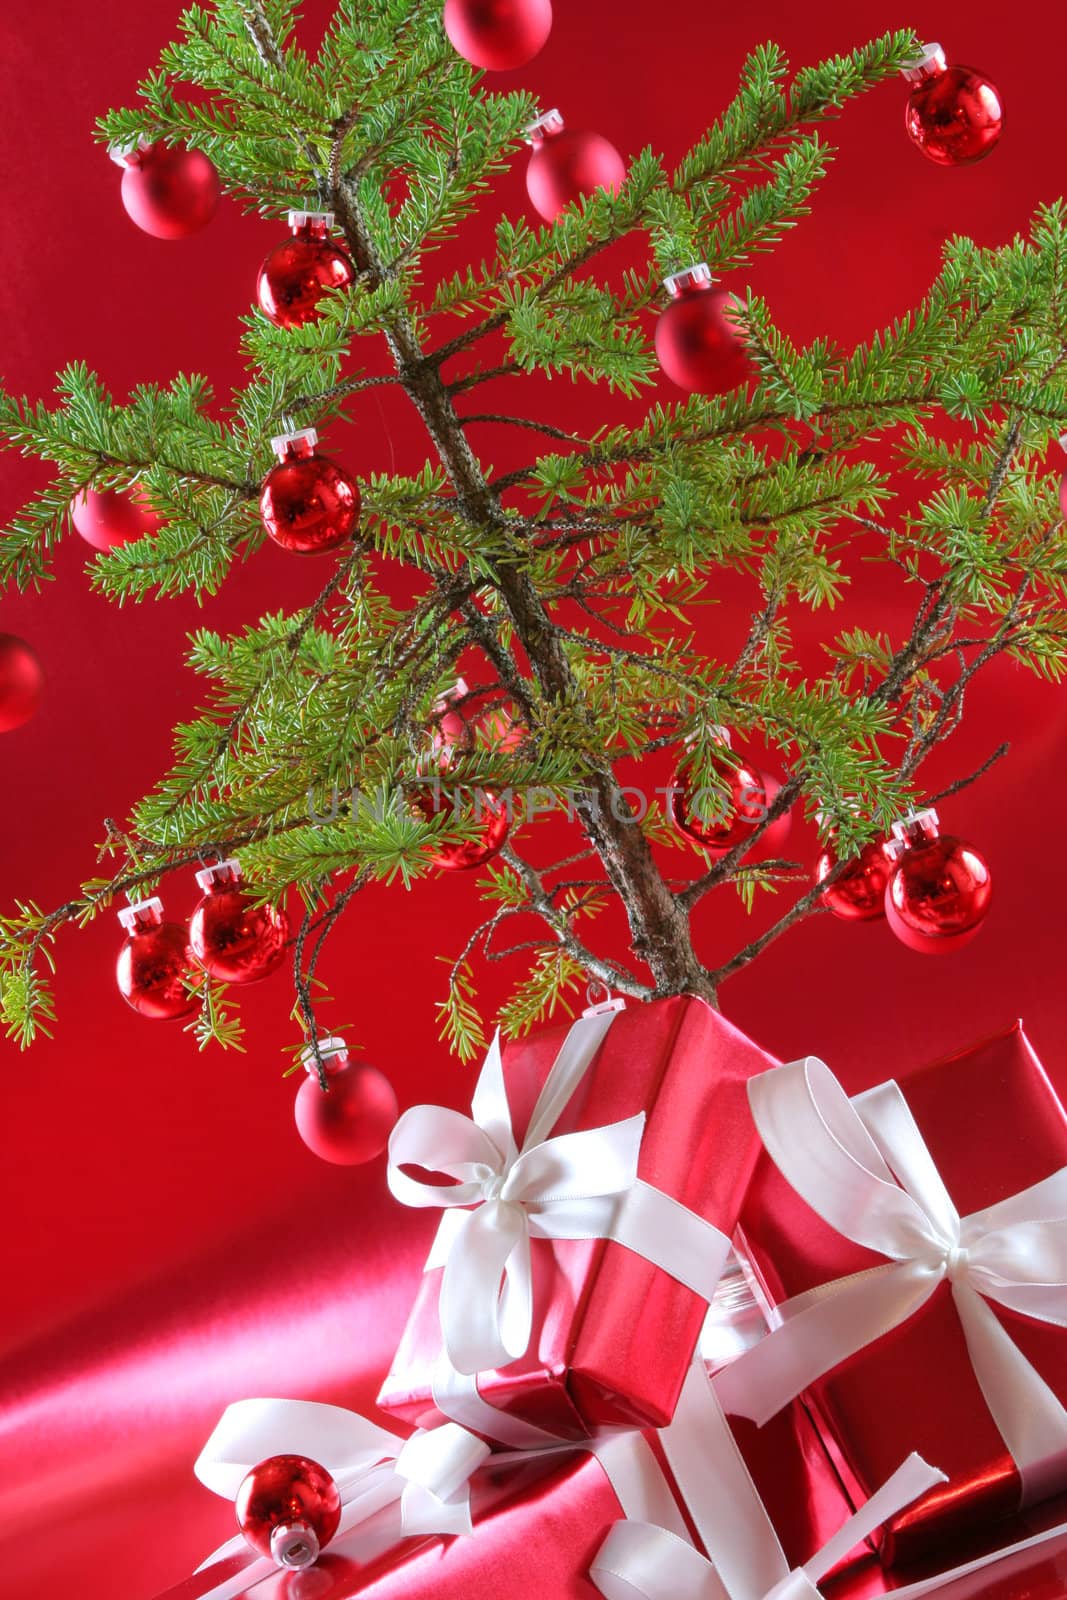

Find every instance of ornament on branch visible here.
[256,211,355,329]
[429,678,524,768]
[71,485,161,552]
[236,1453,341,1569]
[884,808,992,952]
[294,1037,399,1165]
[414,781,511,870]
[816,834,893,921]
[188,858,289,984]
[654,265,749,394]
[259,428,361,555]
[902,43,1004,167]
[109,138,220,239]
[116,897,200,1020]
[444,0,552,71]
[669,728,790,858]
[0,633,44,733]
[524,109,626,223]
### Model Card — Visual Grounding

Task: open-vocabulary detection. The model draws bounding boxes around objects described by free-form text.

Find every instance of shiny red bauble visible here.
[444,0,552,70]
[429,678,525,766]
[116,898,200,1021]
[71,486,161,552]
[903,43,1003,167]
[884,809,992,953]
[0,634,44,733]
[670,733,790,858]
[110,139,220,239]
[260,428,360,555]
[236,1453,341,1569]
[257,211,355,330]
[188,858,289,984]
[415,783,511,870]
[816,839,892,922]
[524,109,626,223]
[655,265,749,394]
[294,1039,399,1165]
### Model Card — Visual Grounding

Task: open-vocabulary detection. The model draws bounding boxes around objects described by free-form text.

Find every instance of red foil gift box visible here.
[730,1021,1067,1566]
[378,995,772,1437]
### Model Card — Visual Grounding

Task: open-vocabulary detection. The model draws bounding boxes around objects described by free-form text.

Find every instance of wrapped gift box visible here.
[732,1021,1067,1565]
[379,996,773,1437]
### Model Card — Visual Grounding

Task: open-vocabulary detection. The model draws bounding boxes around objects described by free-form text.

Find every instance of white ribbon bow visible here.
[193,1399,490,1600]
[590,1451,946,1600]
[389,1007,729,1377]
[715,1057,1067,1503]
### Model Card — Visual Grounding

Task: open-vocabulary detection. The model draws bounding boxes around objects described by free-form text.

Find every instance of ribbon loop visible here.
[718,1057,1067,1502]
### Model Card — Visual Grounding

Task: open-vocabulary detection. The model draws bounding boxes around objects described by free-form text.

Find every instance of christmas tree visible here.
[1,0,1063,1079]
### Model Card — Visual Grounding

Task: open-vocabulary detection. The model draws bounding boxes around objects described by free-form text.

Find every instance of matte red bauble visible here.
[444,0,552,70]
[884,808,992,953]
[188,858,289,984]
[655,264,749,394]
[116,898,200,1020]
[260,428,360,555]
[294,1039,399,1165]
[429,678,524,768]
[902,43,1003,167]
[236,1454,341,1569]
[257,211,355,329]
[669,730,788,856]
[816,839,892,921]
[0,634,44,733]
[110,138,220,239]
[524,109,626,223]
[415,783,510,870]
[71,485,161,552]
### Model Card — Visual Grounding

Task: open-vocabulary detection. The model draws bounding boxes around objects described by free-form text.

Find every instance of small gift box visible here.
[379,996,773,1438]
[719,1021,1067,1565]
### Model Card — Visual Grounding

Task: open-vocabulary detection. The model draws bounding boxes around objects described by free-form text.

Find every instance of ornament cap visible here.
[270,1522,320,1571]
[682,723,732,749]
[108,134,152,167]
[887,806,941,858]
[524,108,565,144]
[901,42,947,83]
[433,677,470,713]
[194,856,242,893]
[663,263,714,298]
[117,896,164,933]
[270,427,319,460]
[301,1036,350,1076]
[288,209,335,237]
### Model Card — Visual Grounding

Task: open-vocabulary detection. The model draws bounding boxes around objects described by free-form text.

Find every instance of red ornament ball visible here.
[429,678,525,768]
[0,634,44,733]
[655,265,749,394]
[116,898,200,1021]
[188,859,289,984]
[295,1040,399,1165]
[903,43,1003,167]
[260,428,360,555]
[414,784,510,870]
[257,212,355,330]
[236,1454,341,1570]
[670,733,789,857]
[444,0,552,70]
[525,109,626,223]
[111,139,220,239]
[71,486,161,553]
[884,809,992,953]
[816,839,892,922]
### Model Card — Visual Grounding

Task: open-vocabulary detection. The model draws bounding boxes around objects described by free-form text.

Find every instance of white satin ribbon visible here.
[715,1057,1067,1503]
[590,1449,946,1600]
[192,1399,490,1600]
[389,1006,730,1377]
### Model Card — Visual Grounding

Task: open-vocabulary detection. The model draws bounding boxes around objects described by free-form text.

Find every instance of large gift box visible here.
[721,1021,1067,1565]
[379,996,773,1438]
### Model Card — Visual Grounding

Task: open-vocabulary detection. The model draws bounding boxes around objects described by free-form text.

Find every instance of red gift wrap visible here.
[734,1021,1067,1565]
[379,996,772,1438]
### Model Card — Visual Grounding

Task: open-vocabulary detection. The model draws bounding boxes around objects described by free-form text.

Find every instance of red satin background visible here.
[3,3,1067,1598]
